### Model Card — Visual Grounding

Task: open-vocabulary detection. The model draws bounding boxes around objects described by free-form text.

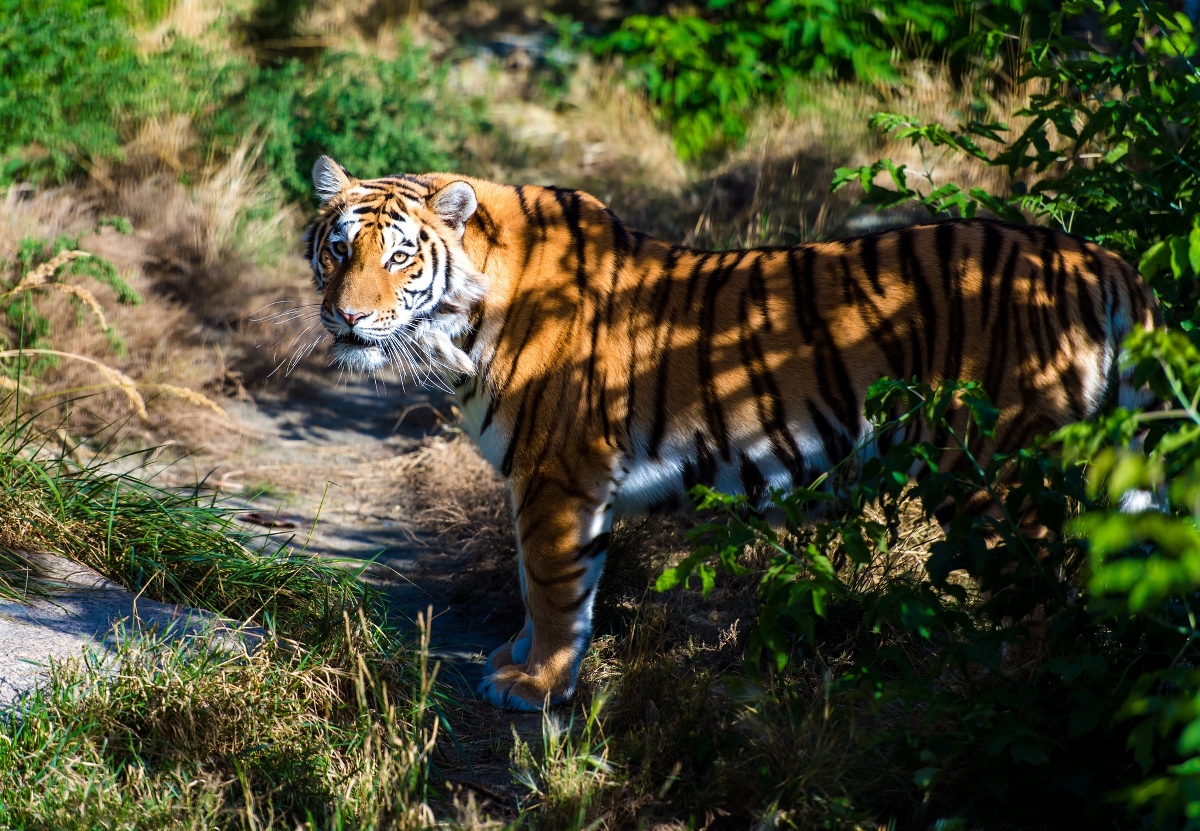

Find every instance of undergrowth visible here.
[0,388,447,828]
[0,615,444,830]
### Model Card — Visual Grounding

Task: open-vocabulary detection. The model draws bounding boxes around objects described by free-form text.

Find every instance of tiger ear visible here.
[312,155,354,204]
[430,181,477,239]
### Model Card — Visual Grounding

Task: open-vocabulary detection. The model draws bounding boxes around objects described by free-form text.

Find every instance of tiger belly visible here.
[612,430,843,516]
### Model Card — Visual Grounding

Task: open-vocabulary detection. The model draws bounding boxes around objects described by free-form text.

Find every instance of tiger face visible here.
[302,156,485,379]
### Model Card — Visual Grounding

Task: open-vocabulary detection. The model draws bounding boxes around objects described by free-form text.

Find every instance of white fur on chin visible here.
[332,342,388,372]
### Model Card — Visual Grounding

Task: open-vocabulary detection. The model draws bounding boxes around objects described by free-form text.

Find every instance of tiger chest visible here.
[453,374,509,472]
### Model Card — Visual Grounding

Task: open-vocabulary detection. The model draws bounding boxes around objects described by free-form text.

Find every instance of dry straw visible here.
[1,249,227,422]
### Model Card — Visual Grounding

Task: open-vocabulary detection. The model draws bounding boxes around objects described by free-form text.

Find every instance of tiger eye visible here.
[331,241,348,257]
[391,251,409,266]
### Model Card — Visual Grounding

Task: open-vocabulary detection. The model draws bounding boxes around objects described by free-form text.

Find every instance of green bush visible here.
[593,0,1038,159]
[196,42,482,203]
[671,1,1200,824]
[0,1,176,183]
[0,4,479,200]
[833,0,1199,328]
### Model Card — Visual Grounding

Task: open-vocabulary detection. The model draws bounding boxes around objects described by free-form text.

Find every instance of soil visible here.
[175,361,717,817]
[182,366,554,813]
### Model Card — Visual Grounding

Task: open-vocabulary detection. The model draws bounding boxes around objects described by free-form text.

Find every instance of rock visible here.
[0,552,263,706]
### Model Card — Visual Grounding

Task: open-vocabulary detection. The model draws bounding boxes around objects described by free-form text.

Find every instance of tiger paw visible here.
[485,626,532,673]
[478,663,573,711]
[484,641,516,671]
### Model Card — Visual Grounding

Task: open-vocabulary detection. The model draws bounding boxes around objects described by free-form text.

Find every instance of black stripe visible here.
[480,319,536,434]
[1061,363,1086,419]
[1025,282,1051,367]
[982,244,1020,405]
[749,253,772,331]
[907,323,924,384]
[683,252,714,312]
[605,209,629,329]
[936,221,956,294]
[847,278,906,379]
[899,229,938,376]
[698,252,745,459]
[739,453,768,509]
[557,584,598,614]
[526,564,589,587]
[736,291,807,486]
[514,185,533,223]
[838,254,856,303]
[1076,257,1106,342]
[861,234,883,295]
[623,261,653,441]
[574,532,611,562]
[646,312,676,459]
[1039,230,1060,297]
[460,303,486,355]
[500,388,531,477]
[809,401,853,468]
[586,299,602,413]
[681,431,718,491]
[786,248,815,344]
[792,247,860,433]
[553,189,589,290]
[979,222,1004,328]
[598,371,612,445]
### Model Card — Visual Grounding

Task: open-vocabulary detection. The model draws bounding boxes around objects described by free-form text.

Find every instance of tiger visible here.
[301,155,1160,711]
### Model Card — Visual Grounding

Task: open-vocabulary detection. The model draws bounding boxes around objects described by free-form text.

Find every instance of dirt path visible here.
[189,370,546,807]
[169,360,711,818]
[212,375,512,674]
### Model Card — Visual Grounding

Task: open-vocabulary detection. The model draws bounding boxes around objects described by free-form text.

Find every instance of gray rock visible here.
[0,552,263,706]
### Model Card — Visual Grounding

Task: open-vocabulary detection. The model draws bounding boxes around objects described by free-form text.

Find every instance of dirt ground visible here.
[149,356,622,811]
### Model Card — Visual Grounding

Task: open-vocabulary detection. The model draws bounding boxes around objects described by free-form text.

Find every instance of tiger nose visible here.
[337,308,368,327]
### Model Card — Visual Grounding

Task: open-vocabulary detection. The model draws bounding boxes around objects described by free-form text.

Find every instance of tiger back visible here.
[303,156,1160,710]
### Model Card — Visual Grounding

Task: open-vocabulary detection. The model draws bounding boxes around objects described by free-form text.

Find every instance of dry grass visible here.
[0,116,314,452]
[0,616,442,831]
[461,58,1044,252]
[460,59,692,240]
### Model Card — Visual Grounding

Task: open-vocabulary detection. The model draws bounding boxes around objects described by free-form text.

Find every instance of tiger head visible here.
[302,155,486,379]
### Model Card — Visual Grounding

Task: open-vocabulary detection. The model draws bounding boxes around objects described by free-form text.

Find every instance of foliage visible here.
[1,227,141,379]
[0,1,177,183]
[0,5,478,201]
[592,0,1038,159]
[183,38,480,204]
[1058,328,1200,821]
[832,0,1199,329]
[667,366,1186,825]
[666,1,1200,823]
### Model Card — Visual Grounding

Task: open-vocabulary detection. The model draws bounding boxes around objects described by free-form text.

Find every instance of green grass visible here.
[0,615,443,830]
[0,398,364,641]
[0,399,447,829]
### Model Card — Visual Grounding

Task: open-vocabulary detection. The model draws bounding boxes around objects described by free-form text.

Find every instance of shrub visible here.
[0,1,176,183]
[0,5,479,201]
[592,0,1039,159]
[196,41,483,204]
[833,0,1199,328]
[667,1,1200,824]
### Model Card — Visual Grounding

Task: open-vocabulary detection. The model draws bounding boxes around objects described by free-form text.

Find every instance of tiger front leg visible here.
[479,467,613,711]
